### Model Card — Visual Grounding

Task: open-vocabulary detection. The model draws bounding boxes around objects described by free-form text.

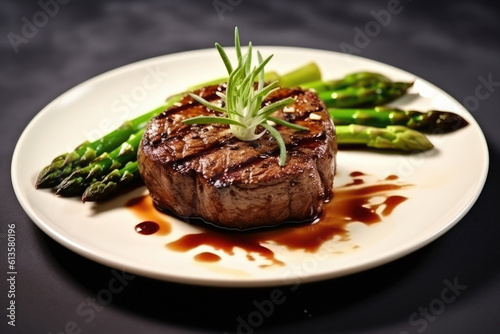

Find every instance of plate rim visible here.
[11,46,489,287]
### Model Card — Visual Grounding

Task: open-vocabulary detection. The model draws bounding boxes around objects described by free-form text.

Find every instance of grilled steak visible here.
[138,84,337,229]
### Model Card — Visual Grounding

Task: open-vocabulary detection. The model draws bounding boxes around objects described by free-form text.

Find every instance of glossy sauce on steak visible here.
[138,84,337,229]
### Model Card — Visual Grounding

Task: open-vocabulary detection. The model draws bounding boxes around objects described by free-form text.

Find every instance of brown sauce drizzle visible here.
[194,252,222,263]
[127,172,410,267]
[167,229,285,267]
[126,195,171,236]
[134,221,160,235]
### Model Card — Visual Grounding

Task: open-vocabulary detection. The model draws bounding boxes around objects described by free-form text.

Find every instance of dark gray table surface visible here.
[2,0,499,333]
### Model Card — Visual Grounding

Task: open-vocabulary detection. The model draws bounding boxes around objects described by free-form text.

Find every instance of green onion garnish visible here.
[182,27,308,166]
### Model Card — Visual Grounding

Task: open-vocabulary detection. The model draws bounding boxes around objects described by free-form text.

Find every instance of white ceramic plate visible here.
[12,47,488,287]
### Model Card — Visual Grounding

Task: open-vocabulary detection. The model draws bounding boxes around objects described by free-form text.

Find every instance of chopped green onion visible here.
[182,27,308,166]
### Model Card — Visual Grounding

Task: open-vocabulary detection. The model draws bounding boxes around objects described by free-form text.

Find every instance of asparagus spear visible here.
[36,152,74,188]
[336,124,434,151]
[300,71,413,108]
[329,107,469,133]
[55,129,145,196]
[82,161,140,202]
[277,62,322,88]
[301,71,392,93]
[318,81,413,108]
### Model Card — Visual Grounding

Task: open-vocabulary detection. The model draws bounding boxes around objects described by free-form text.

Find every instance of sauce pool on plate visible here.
[127,172,410,266]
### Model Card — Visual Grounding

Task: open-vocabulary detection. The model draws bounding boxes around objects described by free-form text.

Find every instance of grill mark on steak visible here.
[151,91,326,169]
[165,114,321,170]
[207,151,277,188]
[206,134,328,187]
[171,136,240,171]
